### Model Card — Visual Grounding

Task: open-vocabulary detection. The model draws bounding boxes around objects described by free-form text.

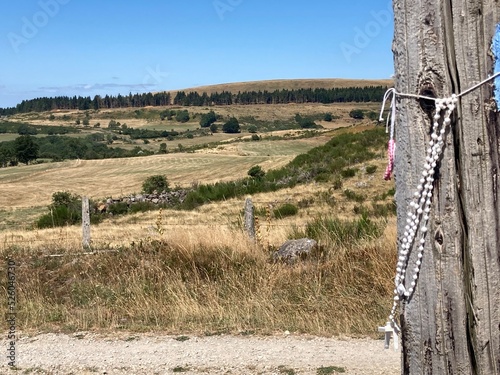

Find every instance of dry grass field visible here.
[165,78,393,96]
[0,80,398,337]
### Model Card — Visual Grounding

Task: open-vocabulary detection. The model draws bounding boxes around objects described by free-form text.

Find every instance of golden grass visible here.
[0,96,398,337]
[165,78,393,96]
[0,212,396,336]
[0,151,397,337]
[0,152,293,210]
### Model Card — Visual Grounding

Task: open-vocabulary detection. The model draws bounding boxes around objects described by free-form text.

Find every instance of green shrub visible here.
[181,191,205,210]
[365,165,377,174]
[36,191,103,228]
[273,203,298,219]
[222,117,240,133]
[315,173,330,183]
[248,165,265,179]
[343,189,365,203]
[251,134,260,141]
[371,202,396,217]
[129,201,157,213]
[292,215,383,246]
[349,109,364,119]
[175,110,190,123]
[107,202,129,215]
[332,177,343,190]
[340,168,358,178]
[247,125,258,133]
[142,175,170,194]
[199,111,217,127]
[37,205,79,228]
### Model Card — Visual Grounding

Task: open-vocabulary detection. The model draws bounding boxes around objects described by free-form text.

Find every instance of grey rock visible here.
[273,238,317,263]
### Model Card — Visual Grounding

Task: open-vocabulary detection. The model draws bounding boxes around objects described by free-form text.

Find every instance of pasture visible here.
[0,81,397,337]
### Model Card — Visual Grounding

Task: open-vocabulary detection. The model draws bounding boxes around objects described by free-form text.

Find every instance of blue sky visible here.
[0,0,394,108]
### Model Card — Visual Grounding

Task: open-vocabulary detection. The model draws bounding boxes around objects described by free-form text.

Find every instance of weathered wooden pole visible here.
[82,196,91,249]
[392,1,500,374]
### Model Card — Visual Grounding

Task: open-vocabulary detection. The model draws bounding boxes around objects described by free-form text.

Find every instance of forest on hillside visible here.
[0,86,387,115]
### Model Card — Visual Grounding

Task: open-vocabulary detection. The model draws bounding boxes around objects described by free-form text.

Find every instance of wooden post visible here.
[82,196,91,249]
[392,1,500,373]
[243,197,255,240]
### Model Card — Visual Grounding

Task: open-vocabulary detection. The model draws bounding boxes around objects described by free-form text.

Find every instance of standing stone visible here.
[82,196,91,249]
[243,198,255,240]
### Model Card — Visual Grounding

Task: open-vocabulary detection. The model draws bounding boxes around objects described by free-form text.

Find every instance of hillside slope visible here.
[165,78,393,96]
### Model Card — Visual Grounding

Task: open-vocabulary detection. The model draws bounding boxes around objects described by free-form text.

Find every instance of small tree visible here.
[323,113,333,122]
[142,175,170,194]
[349,109,364,120]
[247,125,258,133]
[36,191,82,228]
[82,118,90,126]
[200,110,217,128]
[159,143,167,154]
[248,165,265,180]
[175,110,190,123]
[210,123,218,133]
[222,117,240,133]
[14,135,39,164]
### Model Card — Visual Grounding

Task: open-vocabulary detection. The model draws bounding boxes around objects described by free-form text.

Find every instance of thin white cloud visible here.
[38,82,158,91]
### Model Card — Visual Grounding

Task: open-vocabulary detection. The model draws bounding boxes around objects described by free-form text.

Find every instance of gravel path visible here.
[1,332,400,374]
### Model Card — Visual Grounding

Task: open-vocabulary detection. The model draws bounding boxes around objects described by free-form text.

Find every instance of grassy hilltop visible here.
[0,79,397,337]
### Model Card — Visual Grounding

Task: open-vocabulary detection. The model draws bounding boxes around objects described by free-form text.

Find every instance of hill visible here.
[165,78,393,96]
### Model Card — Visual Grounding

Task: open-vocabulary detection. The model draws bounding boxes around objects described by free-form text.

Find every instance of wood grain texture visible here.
[393,0,500,373]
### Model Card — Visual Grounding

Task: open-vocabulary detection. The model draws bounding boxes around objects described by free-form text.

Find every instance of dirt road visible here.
[1,332,400,374]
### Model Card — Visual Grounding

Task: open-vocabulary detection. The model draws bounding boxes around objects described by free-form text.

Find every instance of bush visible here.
[129,201,157,213]
[175,110,190,123]
[343,189,366,203]
[323,113,333,122]
[210,123,218,133]
[247,125,258,133]
[292,215,384,246]
[142,175,170,194]
[332,177,343,190]
[37,205,78,228]
[36,191,102,229]
[200,111,217,128]
[273,203,298,219]
[107,202,129,215]
[222,117,240,133]
[248,165,265,179]
[349,109,364,119]
[365,165,377,174]
[251,134,260,141]
[341,168,358,178]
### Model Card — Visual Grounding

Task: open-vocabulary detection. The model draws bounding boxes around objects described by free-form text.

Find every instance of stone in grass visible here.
[273,238,317,264]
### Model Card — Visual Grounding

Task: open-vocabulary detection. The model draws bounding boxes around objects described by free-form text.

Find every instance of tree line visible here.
[0,134,153,167]
[0,92,173,115]
[0,86,386,115]
[173,86,387,106]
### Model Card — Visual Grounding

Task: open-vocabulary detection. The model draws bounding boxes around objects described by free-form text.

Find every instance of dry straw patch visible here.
[0,215,396,336]
[0,153,397,337]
